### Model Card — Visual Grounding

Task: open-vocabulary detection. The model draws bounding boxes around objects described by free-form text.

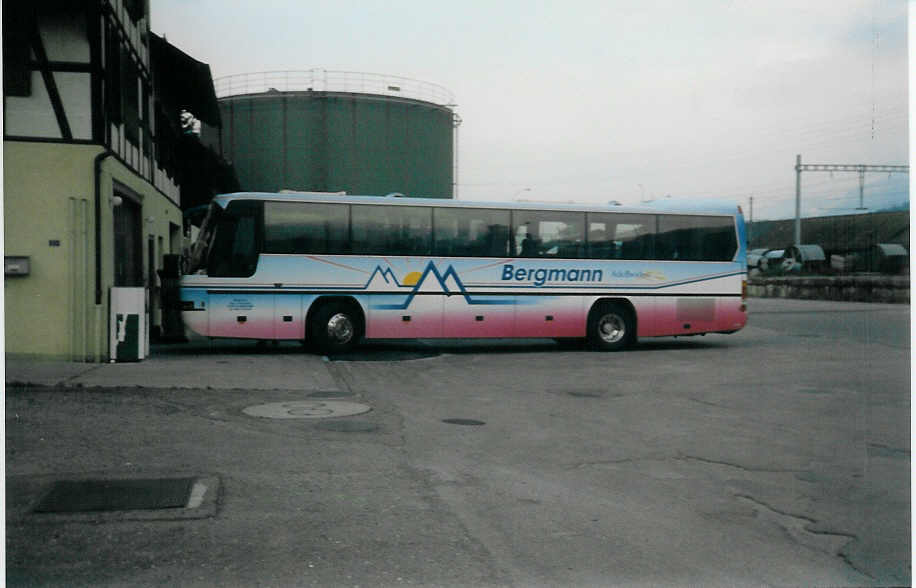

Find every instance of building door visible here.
[113,194,143,286]
[148,234,156,339]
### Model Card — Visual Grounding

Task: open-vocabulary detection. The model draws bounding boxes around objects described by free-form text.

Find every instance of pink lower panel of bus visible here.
[443,296,516,337]
[514,297,585,338]
[367,296,443,338]
[642,297,746,337]
[207,293,277,339]
[367,295,585,339]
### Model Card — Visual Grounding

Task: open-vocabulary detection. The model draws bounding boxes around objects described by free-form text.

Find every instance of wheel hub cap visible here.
[598,315,625,343]
[326,313,354,344]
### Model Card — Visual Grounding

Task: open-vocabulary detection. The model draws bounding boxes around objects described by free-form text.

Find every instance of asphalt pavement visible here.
[5,297,911,587]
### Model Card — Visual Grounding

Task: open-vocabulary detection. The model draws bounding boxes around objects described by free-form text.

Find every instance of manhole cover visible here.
[317,420,379,433]
[34,478,194,513]
[243,400,371,419]
[307,390,355,398]
[442,418,486,426]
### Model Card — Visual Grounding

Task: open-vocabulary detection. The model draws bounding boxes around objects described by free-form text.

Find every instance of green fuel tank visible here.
[216,70,457,198]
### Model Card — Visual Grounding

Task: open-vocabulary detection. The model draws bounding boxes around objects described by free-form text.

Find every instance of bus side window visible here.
[588,213,654,260]
[520,230,539,257]
[485,223,509,257]
[512,212,584,259]
[587,227,612,259]
[264,201,349,255]
[433,208,510,258]
[658,215,737,261]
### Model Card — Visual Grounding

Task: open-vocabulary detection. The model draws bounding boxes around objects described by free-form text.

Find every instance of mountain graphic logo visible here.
[365,266,405,289]
[368,261,511,310]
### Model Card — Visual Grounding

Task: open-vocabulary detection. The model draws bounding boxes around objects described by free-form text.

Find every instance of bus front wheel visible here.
[588,303,635,351]
[309,302,361,353]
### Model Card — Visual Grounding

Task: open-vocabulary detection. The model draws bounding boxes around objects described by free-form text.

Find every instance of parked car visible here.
[747,248,769,269]
[760,249,785,272]
[784,244,826,272]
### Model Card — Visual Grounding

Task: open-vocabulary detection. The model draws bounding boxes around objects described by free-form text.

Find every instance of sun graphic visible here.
[402,271,422,286]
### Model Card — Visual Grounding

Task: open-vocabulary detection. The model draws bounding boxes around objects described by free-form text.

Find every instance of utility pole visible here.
[748,195,754,245]
[793,154,908,246]
[795,155,802,246]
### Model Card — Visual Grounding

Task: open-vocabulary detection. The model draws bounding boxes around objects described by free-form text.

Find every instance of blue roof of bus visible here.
[210,192,740,216]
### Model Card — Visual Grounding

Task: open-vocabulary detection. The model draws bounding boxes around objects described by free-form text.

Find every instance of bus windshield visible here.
[185,203,219,275]
[186,201,261,276]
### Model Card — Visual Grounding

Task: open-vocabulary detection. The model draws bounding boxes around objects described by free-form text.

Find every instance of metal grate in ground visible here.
[33,478,195,513]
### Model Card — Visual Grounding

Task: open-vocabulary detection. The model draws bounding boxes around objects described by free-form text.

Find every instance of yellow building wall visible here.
[4,141,182,361]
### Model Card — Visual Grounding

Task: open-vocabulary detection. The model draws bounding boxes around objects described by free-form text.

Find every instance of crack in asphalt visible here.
[567,454,805,474]
[559,454,876,581]
[687,397,724,408]
[566,458,639,470]
[62,365,105,384]
[321,358,356,396]
[676,454,806,473]
[735,494,871,580]
[866,443,910,458]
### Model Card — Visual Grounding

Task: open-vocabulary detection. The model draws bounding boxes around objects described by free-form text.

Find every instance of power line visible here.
[792,154,909,244]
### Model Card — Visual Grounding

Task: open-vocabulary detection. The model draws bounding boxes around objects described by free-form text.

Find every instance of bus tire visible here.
[309,302,361,353]
[588,303,635,351]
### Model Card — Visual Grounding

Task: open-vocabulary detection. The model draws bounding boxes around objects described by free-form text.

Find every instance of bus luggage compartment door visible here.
[367,295,443,339]
[443,295,515,338]
[208,293,275,339]
[274,294,304,339]
[514,296,585,338]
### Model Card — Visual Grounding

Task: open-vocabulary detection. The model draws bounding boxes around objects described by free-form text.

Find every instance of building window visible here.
[105,24,122,124]
[2,3,34,97]
[124,0,146,23]
[122,49,140,144]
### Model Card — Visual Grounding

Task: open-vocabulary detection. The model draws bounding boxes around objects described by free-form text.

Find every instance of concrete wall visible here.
[4,141,182,360]
[748,275,909,304]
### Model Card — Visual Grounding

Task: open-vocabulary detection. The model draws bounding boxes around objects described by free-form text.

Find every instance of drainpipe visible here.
[94,150,113,362]
[94,150,113,304]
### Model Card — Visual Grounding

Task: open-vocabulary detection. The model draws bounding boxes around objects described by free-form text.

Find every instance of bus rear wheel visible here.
[309,302,361,354]
[588,303,635,351]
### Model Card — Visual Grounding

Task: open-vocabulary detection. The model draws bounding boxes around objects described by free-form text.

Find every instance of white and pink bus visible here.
[180,192,748,352]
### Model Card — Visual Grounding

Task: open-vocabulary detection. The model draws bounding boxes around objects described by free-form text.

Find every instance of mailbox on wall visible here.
[5,256,30,276]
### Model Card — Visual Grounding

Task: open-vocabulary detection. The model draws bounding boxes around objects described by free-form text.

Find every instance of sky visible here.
[152,0,909,220]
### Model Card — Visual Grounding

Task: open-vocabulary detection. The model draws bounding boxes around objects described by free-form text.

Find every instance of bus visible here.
[180,192,747,352]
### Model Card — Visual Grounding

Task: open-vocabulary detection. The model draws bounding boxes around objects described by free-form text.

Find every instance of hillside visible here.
[748,210,909,254]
